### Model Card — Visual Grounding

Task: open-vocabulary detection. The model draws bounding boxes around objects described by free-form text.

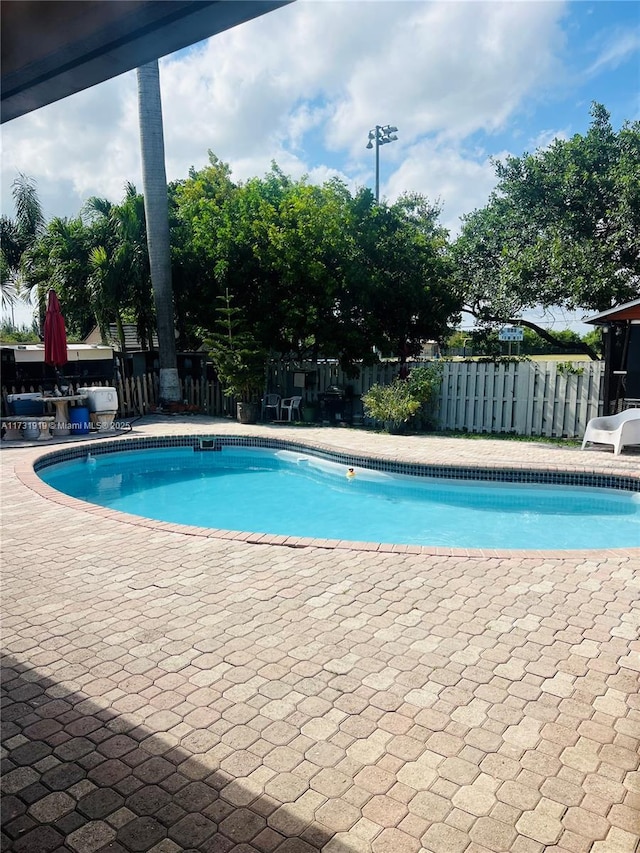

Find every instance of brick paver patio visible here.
[1,418,638,852]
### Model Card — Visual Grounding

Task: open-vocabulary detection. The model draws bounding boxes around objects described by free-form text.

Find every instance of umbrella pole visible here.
[54,368,68,392]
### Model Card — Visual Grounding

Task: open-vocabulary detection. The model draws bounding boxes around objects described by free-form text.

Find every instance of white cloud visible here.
[527,127,568,152]
[585,29,640,76]
[384,139,501,235]
[2,72,139,218]
[2,0,569,234]
[328,0,566,152]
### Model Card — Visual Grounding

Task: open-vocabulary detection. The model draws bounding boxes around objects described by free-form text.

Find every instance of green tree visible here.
[354,191,459,370]
[84,184,155,350]
[0,321,39,343]
[170,153,242,340]
[582,327,603,358]
[205,288,266,403]
[175,161,460,373]
[455,103,639,359]
[250,172,360,364]
[22,184,156,345]
[0,173,44,316]
[31,217,95,339]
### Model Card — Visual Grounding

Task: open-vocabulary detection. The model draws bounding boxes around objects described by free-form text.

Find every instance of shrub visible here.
[405,363,444,430]
[362,362,443,432]
[362,381,421,432]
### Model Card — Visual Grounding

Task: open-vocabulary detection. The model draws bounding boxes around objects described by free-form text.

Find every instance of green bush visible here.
[362,363,443,432]
[0,322,39,343]
[362,381,421,431]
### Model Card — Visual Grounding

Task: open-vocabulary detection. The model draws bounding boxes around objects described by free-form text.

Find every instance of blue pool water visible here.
[39,446,640,550]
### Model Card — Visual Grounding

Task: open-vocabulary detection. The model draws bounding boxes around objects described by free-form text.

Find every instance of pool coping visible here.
[16,431,640,561]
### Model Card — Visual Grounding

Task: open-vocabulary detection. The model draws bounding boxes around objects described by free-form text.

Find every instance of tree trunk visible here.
[137,60,181,405]
[115,311,127,356]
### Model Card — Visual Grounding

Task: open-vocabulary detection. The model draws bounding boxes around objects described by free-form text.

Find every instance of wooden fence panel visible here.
[2,359,604,437]
[513,363,530,434]
[549,369,560,436]
[498,364,508,431]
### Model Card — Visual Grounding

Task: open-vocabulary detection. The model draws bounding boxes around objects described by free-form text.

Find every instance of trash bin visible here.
[69,406,90,435]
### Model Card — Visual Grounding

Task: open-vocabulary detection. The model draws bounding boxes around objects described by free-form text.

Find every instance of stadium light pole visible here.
[366,124,398,203]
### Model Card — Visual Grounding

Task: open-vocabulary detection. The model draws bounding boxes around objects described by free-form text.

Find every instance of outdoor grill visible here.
[319,385,345,424]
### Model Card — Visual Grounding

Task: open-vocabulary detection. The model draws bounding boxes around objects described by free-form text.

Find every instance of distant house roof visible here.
[585,298,640,325]
[84,324,158,350]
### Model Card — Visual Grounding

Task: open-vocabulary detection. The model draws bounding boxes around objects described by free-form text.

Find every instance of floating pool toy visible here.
[346,467,356,479]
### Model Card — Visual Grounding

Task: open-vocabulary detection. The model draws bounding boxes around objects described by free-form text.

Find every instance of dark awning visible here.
[2,0,292,123]
[585,298,640,325]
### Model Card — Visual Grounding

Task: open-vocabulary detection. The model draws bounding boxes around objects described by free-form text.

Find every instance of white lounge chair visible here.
[581,408,640,455]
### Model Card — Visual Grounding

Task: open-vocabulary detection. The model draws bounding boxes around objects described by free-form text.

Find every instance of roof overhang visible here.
[1,0,292,124]
[585,298,640,325]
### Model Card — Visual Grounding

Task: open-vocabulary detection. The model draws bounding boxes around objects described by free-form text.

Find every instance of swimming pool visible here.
[37,441,640,550]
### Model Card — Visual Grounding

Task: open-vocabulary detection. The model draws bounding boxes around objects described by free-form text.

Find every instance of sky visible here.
[2,0,639,330]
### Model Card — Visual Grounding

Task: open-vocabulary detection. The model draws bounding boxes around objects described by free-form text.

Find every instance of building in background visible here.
[586,298,640,414]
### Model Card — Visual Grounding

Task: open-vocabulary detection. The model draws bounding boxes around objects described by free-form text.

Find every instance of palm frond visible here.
[12,173,45,241]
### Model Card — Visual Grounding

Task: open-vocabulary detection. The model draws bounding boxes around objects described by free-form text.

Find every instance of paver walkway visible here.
[1,419,639,852]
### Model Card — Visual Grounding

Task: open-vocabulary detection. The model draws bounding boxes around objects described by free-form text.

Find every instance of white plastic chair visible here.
[262,394,281,421]
[581,408,640,455]
[280,395,302,422]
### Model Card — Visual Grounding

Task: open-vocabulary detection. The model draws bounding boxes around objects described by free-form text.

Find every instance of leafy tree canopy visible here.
[175,158,460,373]
[1,173,45,312]
[22,184,155,343]
[21,101,635,370]
[454,103,639,358]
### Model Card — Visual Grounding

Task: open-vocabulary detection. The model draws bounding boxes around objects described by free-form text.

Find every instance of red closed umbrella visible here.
[44,289,68,375]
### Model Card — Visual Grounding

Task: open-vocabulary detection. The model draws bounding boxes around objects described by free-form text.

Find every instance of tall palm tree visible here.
[0,173,44,317]
[137,60,181,404]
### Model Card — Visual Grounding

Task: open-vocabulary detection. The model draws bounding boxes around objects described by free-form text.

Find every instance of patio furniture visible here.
[581,408,640,455]
[42,394,88,436]
[3,394,54,440]
[77,387,118,432]
[262,393,281,421]
[1,416,54,441]
[280,395,302,422]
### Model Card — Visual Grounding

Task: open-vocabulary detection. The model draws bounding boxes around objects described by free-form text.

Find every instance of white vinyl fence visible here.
[270,359,604,437]
[437,360,604,437]
[2,359,605,439]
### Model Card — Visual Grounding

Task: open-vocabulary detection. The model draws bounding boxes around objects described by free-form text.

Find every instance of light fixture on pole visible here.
[366,124,398,202]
